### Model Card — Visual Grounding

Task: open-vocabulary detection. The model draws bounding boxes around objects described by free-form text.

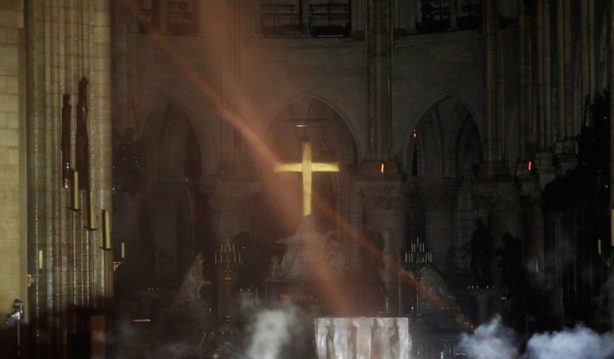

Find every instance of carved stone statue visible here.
[273,215,348,280]
[461,219,493,285]
[418,264,460,315]
[172,252,209,311]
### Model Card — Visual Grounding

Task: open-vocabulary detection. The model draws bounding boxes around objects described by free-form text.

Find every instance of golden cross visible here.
[275,140,339,217]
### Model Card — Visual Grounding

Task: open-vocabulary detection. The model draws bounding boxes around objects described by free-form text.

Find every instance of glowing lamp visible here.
[380,162,385,174]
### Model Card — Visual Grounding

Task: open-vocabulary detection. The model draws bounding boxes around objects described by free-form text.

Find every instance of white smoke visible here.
[461,316,614,359]
[459,315,519,359]
[527,326,614,359]
[246,307,297,359]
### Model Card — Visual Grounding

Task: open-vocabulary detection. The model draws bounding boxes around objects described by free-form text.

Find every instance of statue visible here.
[273,215,348,280]
[461,219,493,285]
[172,252,210,311]
[418,264,460,315]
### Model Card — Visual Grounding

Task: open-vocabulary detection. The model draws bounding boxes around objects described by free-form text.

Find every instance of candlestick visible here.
[102,209,111,250]
[121,242,126,259]
[71,170,80,211]
[38,249,44,270]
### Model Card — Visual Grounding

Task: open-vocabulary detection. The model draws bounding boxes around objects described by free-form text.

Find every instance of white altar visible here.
[314,317,412,359]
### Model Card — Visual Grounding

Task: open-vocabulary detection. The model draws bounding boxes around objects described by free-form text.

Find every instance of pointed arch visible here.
[267,93,361,164]
[404,94,482,179]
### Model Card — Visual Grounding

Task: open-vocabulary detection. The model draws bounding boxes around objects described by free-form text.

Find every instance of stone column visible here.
[555,0,576,171]
[517,0,526,161]
[421,179,459,270]
[367,0,393,162]
[609,0,614,325]
[354,175,405,311]
[25,0,113,353]
[580,0,590,129]
[482,0,500,175]
[542,0,552,149]
[0,3,25,358]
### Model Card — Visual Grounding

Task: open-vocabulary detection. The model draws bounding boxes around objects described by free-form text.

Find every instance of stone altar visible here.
[314,317,412,359]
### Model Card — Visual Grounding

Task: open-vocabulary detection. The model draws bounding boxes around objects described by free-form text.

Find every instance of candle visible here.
[121,242,126,259]
[38,249,44,270]
[102,209,111,249]
[597,239,602,255]
[72,170,80,210]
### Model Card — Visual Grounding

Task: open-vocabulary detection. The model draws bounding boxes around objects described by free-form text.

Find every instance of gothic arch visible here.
[404,95,482,178]
[138,82,222,173]
[267,93,360,164]
[401,92,481,155]
[140,94,216,177]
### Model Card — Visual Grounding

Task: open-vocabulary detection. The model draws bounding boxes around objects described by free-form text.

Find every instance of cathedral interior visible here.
[1,0,614,358]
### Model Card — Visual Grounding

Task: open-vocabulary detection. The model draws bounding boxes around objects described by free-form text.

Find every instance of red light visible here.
[528,160,533,171]
[412,129,417,139]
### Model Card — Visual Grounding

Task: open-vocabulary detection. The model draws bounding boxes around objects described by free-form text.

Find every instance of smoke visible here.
[245,307,298,359]
[527,326,614,359]
[460,316,614,359]
[459,315,519,359]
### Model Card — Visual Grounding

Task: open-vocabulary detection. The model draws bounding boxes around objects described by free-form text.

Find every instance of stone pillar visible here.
[421,179,458,270]
[367,0,393,162]
[609,0,614,326]
[25,0,113,354]
[580,0,590,123]
[542,0,552,149]
[354,173,405,311]
[0,3,25,358]
[555,1,576,172]
[517,0,527,161]
[482,0,500,175]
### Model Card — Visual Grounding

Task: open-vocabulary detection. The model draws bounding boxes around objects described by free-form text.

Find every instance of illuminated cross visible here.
[275,140,339,217]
